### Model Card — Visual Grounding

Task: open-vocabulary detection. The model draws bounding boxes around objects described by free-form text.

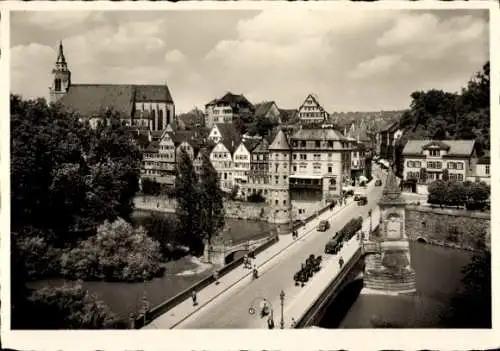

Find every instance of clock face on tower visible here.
[386,213,401,240]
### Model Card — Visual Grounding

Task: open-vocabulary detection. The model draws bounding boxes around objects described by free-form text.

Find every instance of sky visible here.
[10,9,489,114]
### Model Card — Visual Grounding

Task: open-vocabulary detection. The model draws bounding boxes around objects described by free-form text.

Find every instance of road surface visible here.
[177,184,384,328]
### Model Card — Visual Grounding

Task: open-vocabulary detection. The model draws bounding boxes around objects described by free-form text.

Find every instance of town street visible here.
[175,183,384,328]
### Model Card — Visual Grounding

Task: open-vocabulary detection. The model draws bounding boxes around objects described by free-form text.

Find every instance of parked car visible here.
[375,179,382,186]
[357,196,368,206]
[317,220,330,232]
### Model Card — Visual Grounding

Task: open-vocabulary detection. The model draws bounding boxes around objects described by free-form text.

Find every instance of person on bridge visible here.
[213,270,220,285]
[267,316,275,329]
[253,265,259,279]
[244,254,250,269]
[191,290,198,306]
[339,256,344,268]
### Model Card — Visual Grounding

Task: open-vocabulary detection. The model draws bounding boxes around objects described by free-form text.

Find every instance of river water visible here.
[318,242,475,328]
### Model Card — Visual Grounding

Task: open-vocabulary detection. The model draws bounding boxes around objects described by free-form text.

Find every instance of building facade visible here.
[232,140,260,196]
[378,121,402,162]
[210,140,237,192]
[204,92,254,129]
[244,137,271,200]
[49,41,175,132]
[266,126,353,227]
[473,151,490,184]
[267,128,293,233]
[402,140,478,183]
[297,94,329,124]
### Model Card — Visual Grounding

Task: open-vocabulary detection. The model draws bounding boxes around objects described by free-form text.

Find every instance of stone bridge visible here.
[202,235,274,266]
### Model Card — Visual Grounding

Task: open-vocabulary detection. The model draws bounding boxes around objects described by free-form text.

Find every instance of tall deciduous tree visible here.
[174,149,203,254]
[198,149,225,244]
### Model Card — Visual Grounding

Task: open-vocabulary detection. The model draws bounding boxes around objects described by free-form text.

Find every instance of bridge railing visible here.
[294,247,363,328]
[134,233,279,329]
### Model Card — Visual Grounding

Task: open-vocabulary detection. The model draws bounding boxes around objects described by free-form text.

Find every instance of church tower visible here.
[49,41,71,103]
[268,128,292,234]
[363,168,416,294]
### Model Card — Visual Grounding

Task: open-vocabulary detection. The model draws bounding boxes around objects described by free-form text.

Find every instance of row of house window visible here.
[299,112,325,118]
[427,161,442,169]
[407,160,464,170]
[252,154,267,161]
[292,140,335,148]
[213,152,229,159]
[234,155,249,160]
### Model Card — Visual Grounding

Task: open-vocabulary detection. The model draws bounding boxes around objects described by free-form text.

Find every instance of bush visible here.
[427,180,489,210]
[141,177,162,196]
[14,233,61,279]
[60,218,165,282]
[27,282,126,329]
[141,214,181,260]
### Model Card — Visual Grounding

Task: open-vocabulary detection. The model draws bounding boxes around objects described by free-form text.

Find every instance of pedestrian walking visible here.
[267,316,275,329]
[339,256,344,268]
[213,270,220,285]
[290,318,296,328]
[191,290,198,306]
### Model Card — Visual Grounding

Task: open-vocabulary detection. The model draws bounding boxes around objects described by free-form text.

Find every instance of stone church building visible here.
[49,41,175,131]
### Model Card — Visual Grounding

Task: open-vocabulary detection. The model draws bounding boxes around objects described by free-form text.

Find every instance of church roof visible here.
[378,169,406,206]
[58,84,173,118]
[269,128,291,150]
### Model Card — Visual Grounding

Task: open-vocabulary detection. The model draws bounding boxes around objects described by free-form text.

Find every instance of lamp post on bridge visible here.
[280,290,285,329]
[247,290,286,329]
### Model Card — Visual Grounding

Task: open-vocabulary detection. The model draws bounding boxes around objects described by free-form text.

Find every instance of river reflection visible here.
[319,242,474,328]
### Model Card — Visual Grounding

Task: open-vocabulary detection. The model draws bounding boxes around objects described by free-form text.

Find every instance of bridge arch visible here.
[224,249,249,265]
[416,237,428,244]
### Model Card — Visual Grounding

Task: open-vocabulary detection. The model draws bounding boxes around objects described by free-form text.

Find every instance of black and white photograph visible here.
[2,2,498,350]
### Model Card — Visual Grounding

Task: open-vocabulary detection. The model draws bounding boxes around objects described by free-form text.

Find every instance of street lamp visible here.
[280,290,285,329]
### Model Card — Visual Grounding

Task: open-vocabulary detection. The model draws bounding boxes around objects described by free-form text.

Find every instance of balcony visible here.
[289,177,322,190]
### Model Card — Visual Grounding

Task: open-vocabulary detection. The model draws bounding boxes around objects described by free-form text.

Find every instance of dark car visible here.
[375,179,382,186]
[357,196,368,206]
[317,220,330,232]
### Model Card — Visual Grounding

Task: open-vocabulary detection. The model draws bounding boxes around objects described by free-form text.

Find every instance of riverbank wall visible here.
[405,205,490,251]
[134,196,269,221]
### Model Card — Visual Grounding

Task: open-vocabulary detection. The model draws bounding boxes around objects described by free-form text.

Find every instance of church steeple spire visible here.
[56,40,66,64]
[49,40,71,104]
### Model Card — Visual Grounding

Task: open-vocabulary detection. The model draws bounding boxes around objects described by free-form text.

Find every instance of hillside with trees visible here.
[394,62,490,176]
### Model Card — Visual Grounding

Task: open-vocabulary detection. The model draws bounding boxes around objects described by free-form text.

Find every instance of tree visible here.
[441,169,449,182]
[465,181,489,211]
[446,181,465,208]
[174,149,203,254]
[198,149,225,245]
[60,218,164,281]
[10,96,142,246]
[26,282,126,329]
[141,177,162,196]
[427,180,448,207]
[141,213,180,260]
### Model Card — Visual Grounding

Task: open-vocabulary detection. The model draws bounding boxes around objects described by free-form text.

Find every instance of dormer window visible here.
[429,149,440,157]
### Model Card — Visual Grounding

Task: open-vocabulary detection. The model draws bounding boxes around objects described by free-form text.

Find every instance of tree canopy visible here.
[11,95,142,245]
[394,62,489,175]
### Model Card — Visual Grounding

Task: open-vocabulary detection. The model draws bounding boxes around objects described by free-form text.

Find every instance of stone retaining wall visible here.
[134,196,269,221]
[405,205,490,251]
